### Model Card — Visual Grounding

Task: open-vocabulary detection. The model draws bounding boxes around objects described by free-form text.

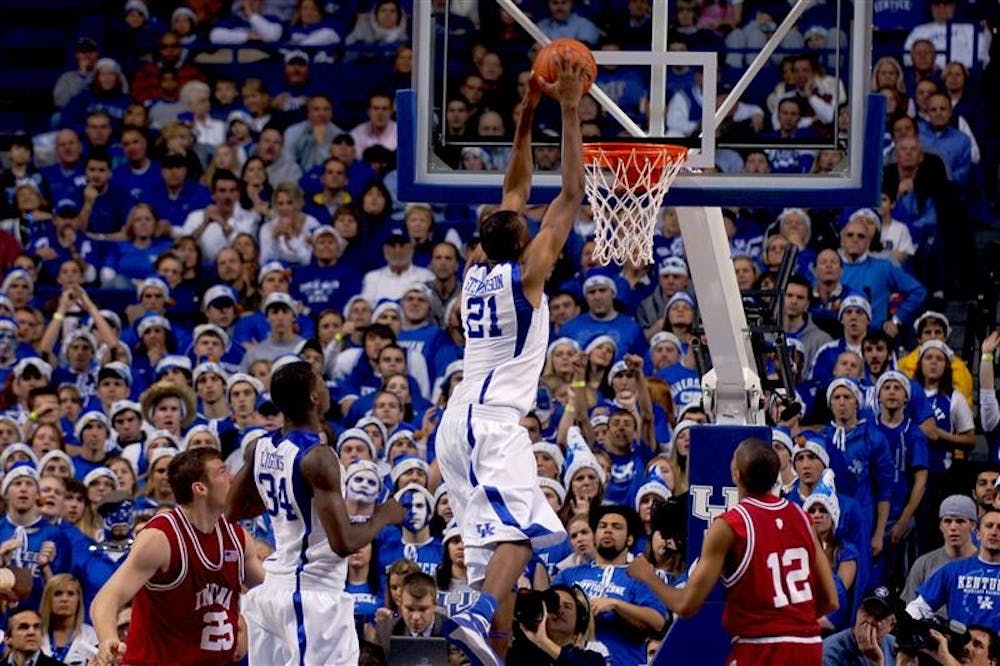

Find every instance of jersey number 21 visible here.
[466,295,502,338]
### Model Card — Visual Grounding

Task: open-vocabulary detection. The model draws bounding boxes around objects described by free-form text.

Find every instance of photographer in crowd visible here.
[508,584,608,666]
[898,625,999,665]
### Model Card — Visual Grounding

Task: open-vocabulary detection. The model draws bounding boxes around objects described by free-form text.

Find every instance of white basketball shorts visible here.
[436,403,566,586]
[243,580,358,666]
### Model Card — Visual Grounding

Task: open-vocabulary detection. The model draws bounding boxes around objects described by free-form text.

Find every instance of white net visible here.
[583,145,688,266]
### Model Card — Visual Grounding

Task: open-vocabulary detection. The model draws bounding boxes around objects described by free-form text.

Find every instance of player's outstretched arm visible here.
[499,77,543,215]
[628,516,734,618]
[522,58,585,297]
[90,528,171,666]
[226,439,266,522]
[300,445,405,556]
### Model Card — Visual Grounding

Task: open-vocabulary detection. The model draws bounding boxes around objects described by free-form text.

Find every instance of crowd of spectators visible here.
[0,0,997,665]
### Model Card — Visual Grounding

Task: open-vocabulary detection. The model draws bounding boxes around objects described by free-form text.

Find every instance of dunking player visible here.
[628,439,839,666]
[435,53,586,665]
[90,448,265,666]
[227,361,405,665]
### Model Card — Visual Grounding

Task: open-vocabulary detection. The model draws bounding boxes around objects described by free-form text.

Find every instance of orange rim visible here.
[582,142,688,167]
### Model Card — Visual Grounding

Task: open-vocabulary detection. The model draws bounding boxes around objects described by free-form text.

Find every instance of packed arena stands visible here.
[0,0,998,664]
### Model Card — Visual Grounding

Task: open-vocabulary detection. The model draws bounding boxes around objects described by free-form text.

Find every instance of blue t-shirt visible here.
[376,534,443,577]
[346,580,384,626]
[554,562,666,666]
[0,515,74,608]
[917,556,1000,632]
[874,417,929,523]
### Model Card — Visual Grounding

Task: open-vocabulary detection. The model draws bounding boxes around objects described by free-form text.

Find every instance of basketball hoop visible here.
[582,142,689,266]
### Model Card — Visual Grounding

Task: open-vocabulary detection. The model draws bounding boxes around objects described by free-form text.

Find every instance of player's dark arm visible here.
[809,526,839,617]
[240,526,266,589]
[300,445,404,556]
[226,439,266,522]
[629,516,734,618]
[522,59,585,296]
[499,77,543,214]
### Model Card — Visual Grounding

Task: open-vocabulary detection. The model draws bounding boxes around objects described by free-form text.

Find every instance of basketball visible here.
[531,38,597,96]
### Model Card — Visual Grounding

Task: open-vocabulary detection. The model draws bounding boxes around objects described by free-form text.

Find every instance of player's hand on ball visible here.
[538,52,585,106]
[626,555,656,583]
[380,497,406,525]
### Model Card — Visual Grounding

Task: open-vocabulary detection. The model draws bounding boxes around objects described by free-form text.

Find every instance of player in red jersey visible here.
[628,438,838,665]
[89,447,265,666]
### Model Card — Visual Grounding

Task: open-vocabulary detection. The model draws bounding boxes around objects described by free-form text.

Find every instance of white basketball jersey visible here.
[450,261,548,416]
[252,430,346,592]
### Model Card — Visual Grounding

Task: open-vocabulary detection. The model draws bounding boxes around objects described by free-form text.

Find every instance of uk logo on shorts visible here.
[476,522,496,538]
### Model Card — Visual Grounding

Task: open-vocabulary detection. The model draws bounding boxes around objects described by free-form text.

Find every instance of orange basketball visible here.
[531,38,597,97]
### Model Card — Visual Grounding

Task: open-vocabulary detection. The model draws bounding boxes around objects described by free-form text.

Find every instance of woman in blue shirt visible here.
[346,542,384,638]
[106,204,172,285]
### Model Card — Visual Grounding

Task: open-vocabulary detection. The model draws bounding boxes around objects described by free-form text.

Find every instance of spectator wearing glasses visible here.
[838,212,926,334]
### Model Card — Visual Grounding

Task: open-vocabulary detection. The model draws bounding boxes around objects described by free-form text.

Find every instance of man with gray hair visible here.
[902,494,979,602]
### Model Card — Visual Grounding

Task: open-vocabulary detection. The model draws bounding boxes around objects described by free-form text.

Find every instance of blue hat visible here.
[384,227,410,244]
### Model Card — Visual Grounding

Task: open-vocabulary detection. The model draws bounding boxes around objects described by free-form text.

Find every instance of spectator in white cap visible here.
[532,442,565,480]
[154,355,193,386]
[345,459,383,521]
[541,338,581,390]
[822,375,894,554]
[560,439,607,522]
[539,478,567,514]
[902,494,979,602]
[56,328,99,391]
[95,363,132,413]
[239,292,304,372]
[84,466,118,505]
[10,358,52,417]
[39,450,75,480]
[638,256,690,337]
[771,429,797,493]
[193,361,230,420]
[898,310,973,407]
[224,372,263,435]
[0,461,78,607]
[109,399,145,451]
[648,332,683,373]
[809,293,873,385]
[202,284,240,332]
[561,269,645,362]
[389,454,429,492]
[356,416,388,460]
[0,443,38,472]
[801,489,856,629]
[73,411,113,481]
[2,268,34,309]
[182,424,220,451]
[190,323,238,372]
[141,446,180,505]
[913,339,975,472]
[337,428,377,466]
[873,369,928,575]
